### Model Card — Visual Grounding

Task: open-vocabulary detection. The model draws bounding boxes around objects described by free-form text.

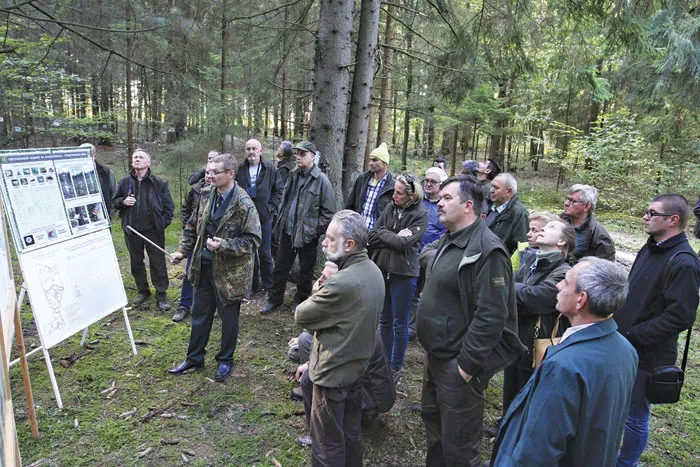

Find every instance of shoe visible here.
[215,362,233,382]
[290,387,303,401]
[287,345,300,362]
[290,300,300,316]
[167,360,203,375]
[172,306,189,322]
[243,289,254,301]
[261,300,281,315]
[295,435,312,448]
[487,417,502,438]
[410,403,422,413]
[158,300,171,311]
[132,291,151,306]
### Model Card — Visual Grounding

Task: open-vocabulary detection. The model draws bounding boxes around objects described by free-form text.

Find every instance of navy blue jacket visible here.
[615,232,700,370]
[492,318,638,467]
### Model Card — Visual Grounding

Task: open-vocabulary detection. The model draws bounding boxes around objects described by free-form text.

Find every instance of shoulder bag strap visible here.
[681,327,692,372]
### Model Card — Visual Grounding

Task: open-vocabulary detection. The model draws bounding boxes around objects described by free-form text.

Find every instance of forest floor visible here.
[10,144,700,466]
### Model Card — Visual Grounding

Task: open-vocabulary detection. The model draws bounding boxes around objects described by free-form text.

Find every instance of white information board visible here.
[0,148,109,253]
[18,229,127,349]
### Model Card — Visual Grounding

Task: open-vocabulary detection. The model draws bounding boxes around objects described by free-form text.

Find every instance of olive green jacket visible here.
[179,184,262,305]
[295,250,384,388]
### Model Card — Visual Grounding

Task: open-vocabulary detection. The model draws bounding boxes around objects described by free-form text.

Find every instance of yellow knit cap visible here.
[370,142,390,165]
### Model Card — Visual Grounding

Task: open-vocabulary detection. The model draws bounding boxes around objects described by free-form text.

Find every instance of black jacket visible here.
[181,178,207,228]
[95,160,117,216]
[513,251,571,367]
[486,194,529,255]
[562,213,616,261]
[346,171,395,221]
[368,199,427,278]
[615,232,700,371]
[113,169,175,233]
[236,158,282,223]
[276,159,294,189]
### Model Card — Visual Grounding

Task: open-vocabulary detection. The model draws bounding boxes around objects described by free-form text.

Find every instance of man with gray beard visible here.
[294,210,384,466]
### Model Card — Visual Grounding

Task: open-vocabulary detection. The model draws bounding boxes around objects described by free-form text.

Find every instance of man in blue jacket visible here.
[615,194,700,466]
[492,257,639,467]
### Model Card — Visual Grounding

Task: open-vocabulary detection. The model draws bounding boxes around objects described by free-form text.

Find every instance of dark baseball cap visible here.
[294,141,317,154]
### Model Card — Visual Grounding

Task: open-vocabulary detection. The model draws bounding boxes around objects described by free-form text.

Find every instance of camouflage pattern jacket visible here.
[179,183,262,305]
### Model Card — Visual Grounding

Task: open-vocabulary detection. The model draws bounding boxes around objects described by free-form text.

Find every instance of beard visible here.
[323,237,346,262]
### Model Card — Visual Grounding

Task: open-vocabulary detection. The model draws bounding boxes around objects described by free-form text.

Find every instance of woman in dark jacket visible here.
[368,175,427,377]
[502,220,575,413]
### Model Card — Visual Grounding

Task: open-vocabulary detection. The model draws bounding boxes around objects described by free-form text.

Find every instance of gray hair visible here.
[80,142,96,158]
[495,172,518,195]
[332,210,367,251]
[132,148,151,161]
[575,257,628,318]
[212,153,237,172]
[569,184,598,210]
[529,210,559,225]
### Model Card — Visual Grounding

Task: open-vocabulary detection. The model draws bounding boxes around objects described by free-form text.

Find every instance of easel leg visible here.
[13,288,39,439]
[42,347,63,409]
[80,327,89,347]
[122,307,138,356]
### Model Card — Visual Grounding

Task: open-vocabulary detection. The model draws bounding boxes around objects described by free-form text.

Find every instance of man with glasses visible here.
[262,141,336,315]
[169,154,262,382]
[615,194,700,466]
[345,142,394,230]
[408,167,447,340]
[561,184,615,261]
[113,149,175,311]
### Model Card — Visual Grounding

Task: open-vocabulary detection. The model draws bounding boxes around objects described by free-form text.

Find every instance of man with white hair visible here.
[295,209,384,465]
[113,149,175,310]
[80,142,117,217]
[485,172,529,255]
[408,166,448,339]
[561,184,615,260]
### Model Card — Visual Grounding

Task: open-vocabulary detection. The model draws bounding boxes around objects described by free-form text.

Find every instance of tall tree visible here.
[308,0,354,203]
[343,0,381,199]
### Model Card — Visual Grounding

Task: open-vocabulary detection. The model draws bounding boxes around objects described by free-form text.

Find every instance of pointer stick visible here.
[126,225,173,256]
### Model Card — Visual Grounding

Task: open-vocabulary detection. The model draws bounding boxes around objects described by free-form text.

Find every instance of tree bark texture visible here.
[376,4,395,148]
[309,0,354,205]
[343,0,380,200]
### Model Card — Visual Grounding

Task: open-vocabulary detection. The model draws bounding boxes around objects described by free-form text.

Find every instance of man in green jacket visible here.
[262,141,336,315]
[295,210,384,466]
[168,154,261,383]
[417,175,525,466]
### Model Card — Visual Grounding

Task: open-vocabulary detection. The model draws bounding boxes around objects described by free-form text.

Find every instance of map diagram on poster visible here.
[18,229,127,349]
[0,148,109,253]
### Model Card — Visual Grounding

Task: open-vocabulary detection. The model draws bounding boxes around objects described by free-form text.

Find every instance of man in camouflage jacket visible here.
[169,154,262,382]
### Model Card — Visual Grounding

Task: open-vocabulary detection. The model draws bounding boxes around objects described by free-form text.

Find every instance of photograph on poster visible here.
[70,167,88,197]
[57,170,75,199]
[84,169,99,195]
[87,202,105,222]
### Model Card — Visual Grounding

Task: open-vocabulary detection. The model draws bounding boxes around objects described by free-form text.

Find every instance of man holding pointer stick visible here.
[113,149,174,311]
[169,154,261,382]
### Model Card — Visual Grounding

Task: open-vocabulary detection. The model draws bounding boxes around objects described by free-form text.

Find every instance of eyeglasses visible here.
[423,179,441,185]
[205,170,230,177]
[644,210,674,218]
[565,197,585,205]
[403,175,416,193]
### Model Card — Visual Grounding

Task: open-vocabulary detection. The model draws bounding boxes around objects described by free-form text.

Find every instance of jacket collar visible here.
[648,231,687,253]
[439,218,485,268]
[293,163,321,179]
[335,249,370,270]
[546,318,618,358]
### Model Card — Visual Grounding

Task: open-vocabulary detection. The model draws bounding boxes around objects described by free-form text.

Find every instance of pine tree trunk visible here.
[376,4,395,147]
[309,0,354,205]
[125,2,133,156]
[343,0,380,200]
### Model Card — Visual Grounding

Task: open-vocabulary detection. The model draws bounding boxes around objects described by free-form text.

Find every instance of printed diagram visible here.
[35,264,65,333]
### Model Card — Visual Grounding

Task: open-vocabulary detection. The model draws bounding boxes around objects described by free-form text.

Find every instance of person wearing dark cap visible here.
[461,160,479,177]
[262,141,336,315]
[433,156,447,171]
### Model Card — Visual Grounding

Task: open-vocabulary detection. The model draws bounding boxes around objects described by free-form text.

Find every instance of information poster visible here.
[0,148,109,253]
[18,229,127,349]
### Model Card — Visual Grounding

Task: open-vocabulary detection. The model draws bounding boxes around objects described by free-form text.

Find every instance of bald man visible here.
[236,139,283,295]
[113,149,175,311]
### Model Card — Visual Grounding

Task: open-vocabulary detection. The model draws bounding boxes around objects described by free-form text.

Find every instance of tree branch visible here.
[2,7,168,33]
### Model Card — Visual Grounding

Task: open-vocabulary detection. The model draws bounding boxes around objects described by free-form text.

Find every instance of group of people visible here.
[97,138,699,467]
